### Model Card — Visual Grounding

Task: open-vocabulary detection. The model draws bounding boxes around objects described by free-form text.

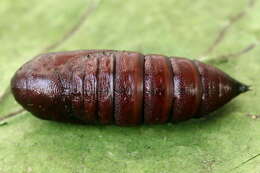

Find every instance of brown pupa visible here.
[11,50,249,126]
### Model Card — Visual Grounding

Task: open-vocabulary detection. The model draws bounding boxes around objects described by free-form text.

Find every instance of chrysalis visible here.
[11,50,249,125]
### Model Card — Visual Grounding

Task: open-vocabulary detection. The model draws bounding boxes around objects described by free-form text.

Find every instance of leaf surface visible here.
[0,0,260,172]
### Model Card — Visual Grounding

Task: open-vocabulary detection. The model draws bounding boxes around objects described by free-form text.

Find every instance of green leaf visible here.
[0,0,260,172]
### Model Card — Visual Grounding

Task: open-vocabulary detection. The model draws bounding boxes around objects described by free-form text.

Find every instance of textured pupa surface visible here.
[11,50,249,126]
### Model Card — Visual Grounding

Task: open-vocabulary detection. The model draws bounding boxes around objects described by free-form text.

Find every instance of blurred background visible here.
[0,0,259,172]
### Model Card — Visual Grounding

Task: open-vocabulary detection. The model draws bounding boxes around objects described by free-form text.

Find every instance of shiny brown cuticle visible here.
[11,50,249,126]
